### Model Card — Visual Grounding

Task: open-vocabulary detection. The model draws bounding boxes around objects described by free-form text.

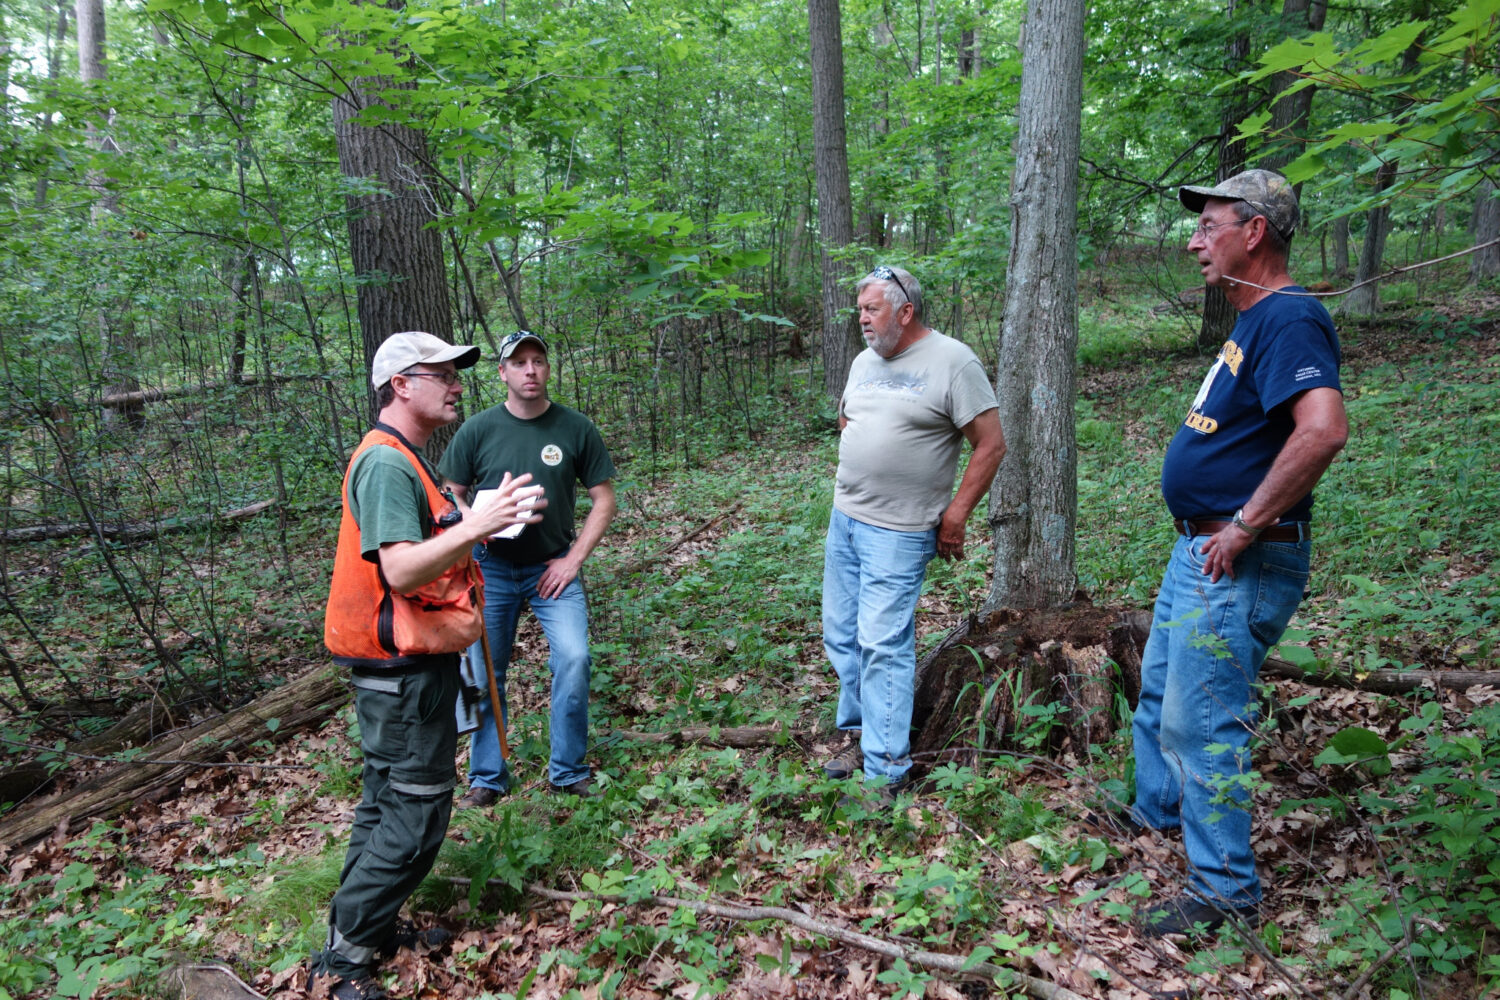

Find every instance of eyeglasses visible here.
[402,370,463,386]
[1193,218,1253,240]
[869,265,911,304]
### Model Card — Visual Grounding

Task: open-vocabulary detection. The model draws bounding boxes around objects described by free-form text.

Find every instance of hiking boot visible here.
[822,730,862,779]
[376,917,454,961]
[457,785,501,809]
[549,776,596,797]
[1137,894,1260,937]
[312,972,388,1000]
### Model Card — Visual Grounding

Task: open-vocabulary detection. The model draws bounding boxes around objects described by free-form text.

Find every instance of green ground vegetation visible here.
[1,259,1496,999]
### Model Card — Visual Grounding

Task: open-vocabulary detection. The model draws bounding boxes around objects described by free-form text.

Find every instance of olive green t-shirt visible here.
[439,402,616,565]
[346,444,438,562]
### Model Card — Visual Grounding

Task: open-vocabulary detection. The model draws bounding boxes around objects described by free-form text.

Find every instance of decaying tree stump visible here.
[909,598,1145,772]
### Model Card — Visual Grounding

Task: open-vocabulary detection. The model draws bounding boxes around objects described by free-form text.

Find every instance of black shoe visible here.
[312,972,388,1000]
[457,785,501,809]
[549,776,596,797]
[375,917,454,961]
[1082,809,1146,837]
[1137,894,1260,937]
[822,730,862,779]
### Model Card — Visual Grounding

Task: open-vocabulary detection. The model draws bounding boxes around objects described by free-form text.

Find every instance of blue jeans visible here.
[1130,532,1310,906]
[467,546,592,789]
[822,508,937,782]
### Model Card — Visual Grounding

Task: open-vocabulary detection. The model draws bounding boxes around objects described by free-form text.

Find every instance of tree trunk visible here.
[1331,214,1351,279]
[1343,159,1397,316]
[1472,179,1500,281]
[1196,0,1258,350]
[1261,0,1328,173]
[1342,8,1425,318]
[807,0,862,400]
[331,50,455,426]
[76,0,144,428]
[987,0,1085,611]
[33,3,68,209]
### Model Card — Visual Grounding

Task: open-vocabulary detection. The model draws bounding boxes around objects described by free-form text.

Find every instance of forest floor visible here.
[3,301,1498,1000]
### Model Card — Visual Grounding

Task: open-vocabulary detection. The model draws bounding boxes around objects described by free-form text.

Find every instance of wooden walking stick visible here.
[479,627,511,760]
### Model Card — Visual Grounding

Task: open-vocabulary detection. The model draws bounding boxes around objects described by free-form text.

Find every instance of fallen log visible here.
[0,665,347,849]
[0,499,275,543]
[1126,607,1496,694]
[99,374,314,410]
[613,723,810,749]
[1260,656,1497,694]
[0,696,182,809]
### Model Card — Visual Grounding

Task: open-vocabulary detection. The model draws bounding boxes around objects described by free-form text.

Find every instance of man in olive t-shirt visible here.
[822,266,1005,794]
[440,331,617,802]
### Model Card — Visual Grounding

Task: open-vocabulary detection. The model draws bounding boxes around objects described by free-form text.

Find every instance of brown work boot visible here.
[822,730,862,779]
[456,786,500,809]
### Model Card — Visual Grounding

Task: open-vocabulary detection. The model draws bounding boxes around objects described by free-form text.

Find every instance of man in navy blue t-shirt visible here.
[1129,169,1348,937]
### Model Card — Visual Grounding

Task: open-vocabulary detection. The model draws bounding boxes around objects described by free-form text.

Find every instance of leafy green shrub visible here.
[1308,700,1500,989]
[0,825,203,999]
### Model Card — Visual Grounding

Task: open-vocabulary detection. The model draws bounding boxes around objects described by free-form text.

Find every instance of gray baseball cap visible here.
[370,331,481,388]
[1180,168,1299,239]
[499,329,548,360]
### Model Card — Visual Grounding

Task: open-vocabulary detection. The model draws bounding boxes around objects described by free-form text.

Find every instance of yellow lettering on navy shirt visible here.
[1222,340,1244,376]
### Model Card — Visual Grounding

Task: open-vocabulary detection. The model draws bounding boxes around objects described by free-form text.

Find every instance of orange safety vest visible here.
[324,424,484,671]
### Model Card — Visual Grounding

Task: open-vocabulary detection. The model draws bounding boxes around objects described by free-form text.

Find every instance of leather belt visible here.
[1174,518,1309,543]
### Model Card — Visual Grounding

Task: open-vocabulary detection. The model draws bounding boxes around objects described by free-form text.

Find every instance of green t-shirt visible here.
[347,443,438,562]
[439,401,616,565]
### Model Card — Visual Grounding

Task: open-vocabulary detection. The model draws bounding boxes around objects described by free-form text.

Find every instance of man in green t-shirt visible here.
[313,331,543,1000]
[441,330,617,802]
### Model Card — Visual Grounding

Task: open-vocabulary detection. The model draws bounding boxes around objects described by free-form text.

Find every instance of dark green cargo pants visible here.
[313,660,459,979]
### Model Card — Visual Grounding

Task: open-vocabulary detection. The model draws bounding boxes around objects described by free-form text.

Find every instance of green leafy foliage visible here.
[0,826,203,999]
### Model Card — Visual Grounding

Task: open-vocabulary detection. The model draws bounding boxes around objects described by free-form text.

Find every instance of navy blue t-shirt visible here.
[1161,289,1341,522]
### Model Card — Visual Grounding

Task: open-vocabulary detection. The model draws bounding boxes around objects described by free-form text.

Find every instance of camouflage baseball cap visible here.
[1180,168,1298,239]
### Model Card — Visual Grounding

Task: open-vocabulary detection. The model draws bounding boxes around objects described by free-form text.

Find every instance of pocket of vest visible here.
[390,580,483,656]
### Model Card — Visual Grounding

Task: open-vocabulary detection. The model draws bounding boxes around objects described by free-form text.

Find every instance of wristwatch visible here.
[1232,508,1264,537]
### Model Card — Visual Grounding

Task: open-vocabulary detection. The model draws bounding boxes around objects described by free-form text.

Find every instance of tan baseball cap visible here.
[1180,168,1299,239]
[370,331,481,388]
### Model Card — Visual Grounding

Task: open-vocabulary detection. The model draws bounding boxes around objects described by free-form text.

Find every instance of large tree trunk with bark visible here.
[1196,0,1257,350]
[1343,160,1397,317]
[807,0,862,400]
[331,52,455,427]
[987,0,1084,611]
[1260,0,1328,173]
[1342,10,1425,318]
